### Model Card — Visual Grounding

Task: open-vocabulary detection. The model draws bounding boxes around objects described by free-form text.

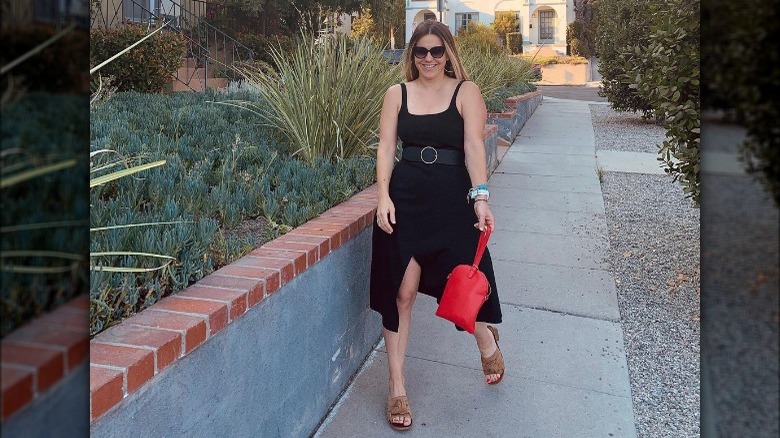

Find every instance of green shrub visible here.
[485,82,535,113]
[600,0,700,204]
[507,82,535,95]
[0,25,90,93]
[485,87,513,113]
[702,0,780,206]
[518,54,588,65]
[456,23,533,100]
[234,33,296,71]
[623,0,700,204]
[462,47,535,101]
[2,93,90,336]
[596,0,654,115]
[89,90,376,335]
[455,22,506,55]
[90,24,187,93]
[492,11,519,45]
[506,32,523,54]
[566,20,595,58]
[232,32,402,164]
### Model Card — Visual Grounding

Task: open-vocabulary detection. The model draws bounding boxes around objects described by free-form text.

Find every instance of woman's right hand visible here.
[376,196,396,234]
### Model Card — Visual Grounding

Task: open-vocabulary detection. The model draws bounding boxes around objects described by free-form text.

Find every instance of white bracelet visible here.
[468,188,490,200]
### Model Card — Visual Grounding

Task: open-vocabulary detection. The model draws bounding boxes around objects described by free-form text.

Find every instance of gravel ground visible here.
[590,104,667,154]
[700,122,779,437]
[592,106,701,437]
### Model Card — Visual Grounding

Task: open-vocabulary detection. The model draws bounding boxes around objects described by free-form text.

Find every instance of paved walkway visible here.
[314,97,638,437]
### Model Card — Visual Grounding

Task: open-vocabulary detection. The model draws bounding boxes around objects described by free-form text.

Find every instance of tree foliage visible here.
[596,0,654,115]
[625,0,700,204]
[569,1,598,58]
[207,0,367,37]
[349,2,405,49]
[491,11,519,45]
[455,22,505,55]
[364,0,406,49]
[702,0,780,207]
[599,0,701,204]
[350,8,376,40]
[90,24,187,93]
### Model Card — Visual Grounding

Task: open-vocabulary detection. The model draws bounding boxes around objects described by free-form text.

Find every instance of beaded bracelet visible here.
[468,186,490,200]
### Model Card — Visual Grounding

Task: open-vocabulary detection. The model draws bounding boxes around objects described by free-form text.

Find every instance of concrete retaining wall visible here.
[0,294,89,438]
[487,90,544,148]
[90,229,381,438]
[484,124,500,175]
[486,111,521,145]
[1,364,89,438]
[509,91,544,128]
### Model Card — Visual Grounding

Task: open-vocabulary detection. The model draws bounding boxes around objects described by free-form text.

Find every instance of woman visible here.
[369,19,504,432]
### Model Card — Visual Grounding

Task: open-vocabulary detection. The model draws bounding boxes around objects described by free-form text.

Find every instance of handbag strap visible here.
[472,226,492,268]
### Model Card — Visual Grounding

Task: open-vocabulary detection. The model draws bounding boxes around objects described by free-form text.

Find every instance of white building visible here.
[405,0,575,55]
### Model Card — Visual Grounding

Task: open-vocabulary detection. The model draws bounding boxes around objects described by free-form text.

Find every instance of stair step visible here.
[170,76,230,92]
[176,67,207,80]
[182,57,198,68]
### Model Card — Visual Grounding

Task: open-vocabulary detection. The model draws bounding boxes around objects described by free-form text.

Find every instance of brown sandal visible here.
[481,325,505,385]
[386,395,413,431]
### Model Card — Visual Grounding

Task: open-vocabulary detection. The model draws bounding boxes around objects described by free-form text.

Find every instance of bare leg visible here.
[473,322,501,383]
[384,257,420,427]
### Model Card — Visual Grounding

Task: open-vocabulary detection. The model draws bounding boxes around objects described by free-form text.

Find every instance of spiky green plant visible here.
[223,32,403,164]
[460,46,535,102]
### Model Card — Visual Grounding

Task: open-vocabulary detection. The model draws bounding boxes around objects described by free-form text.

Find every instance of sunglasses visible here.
[412,45,446,59]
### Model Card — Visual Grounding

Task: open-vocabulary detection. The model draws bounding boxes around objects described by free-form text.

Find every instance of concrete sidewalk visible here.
[314,97,637,438]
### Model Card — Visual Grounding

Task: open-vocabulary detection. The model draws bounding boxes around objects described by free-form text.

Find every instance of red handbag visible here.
[435,226,493,334]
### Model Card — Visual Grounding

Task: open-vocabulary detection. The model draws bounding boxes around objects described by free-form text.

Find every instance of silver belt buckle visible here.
[420,146,438,164]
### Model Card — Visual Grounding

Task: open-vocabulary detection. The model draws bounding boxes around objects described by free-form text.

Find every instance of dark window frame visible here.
[539,10,554,40]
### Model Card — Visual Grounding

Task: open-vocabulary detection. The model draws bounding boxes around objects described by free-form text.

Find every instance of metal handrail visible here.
[91,0,254,91]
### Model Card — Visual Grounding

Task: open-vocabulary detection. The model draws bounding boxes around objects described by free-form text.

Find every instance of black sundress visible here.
[369,80,503,333]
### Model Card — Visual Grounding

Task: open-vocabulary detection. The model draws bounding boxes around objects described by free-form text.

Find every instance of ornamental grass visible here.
[459,44,536,104]
[226,32,403,164]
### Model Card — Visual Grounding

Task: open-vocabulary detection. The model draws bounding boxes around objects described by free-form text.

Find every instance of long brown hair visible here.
[404,19,469,82]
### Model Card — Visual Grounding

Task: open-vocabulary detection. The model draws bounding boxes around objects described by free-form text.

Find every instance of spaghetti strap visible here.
[449,80,467,107]
[400,83,408,113]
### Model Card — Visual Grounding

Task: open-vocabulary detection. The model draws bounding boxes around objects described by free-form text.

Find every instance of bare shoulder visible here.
[459,80,483,101]
[456,81,485,114]
[385,83,403,100]
[382,84,402,112]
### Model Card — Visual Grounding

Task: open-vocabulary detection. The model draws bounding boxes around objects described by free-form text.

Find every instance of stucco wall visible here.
[539,63,591,84]
[1,364,89,438]
[90,229,382,438]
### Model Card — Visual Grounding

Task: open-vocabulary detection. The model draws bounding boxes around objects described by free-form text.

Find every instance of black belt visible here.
[401,146,465,166]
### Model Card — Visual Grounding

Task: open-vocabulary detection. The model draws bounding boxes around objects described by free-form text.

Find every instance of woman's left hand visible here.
[473,200,494,232]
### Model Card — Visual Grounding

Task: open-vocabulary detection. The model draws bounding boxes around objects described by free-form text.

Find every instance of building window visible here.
[455,12,478,34]
[424,12,436,21]
[123,0,153,23]
[539,10,554,40]
[33,0,66,23]
[33,0,88,26]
